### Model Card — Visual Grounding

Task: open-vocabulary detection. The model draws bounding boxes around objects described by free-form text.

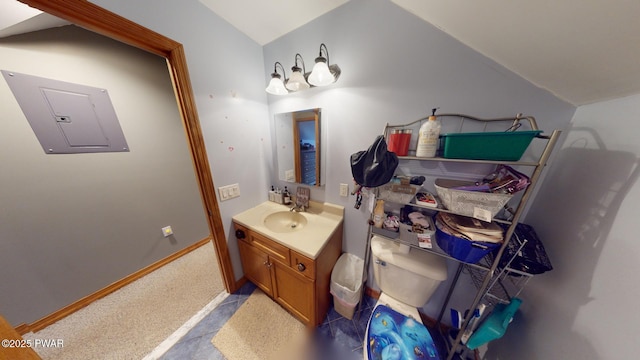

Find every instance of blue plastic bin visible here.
[435,222,501,264]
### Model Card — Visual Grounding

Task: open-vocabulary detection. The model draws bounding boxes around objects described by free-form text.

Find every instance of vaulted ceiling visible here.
[3,0,640,106]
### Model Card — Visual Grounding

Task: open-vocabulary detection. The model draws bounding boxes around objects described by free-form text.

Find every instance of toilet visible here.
[364,236,448,360]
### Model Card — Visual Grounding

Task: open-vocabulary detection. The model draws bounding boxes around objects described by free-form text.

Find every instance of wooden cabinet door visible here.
[272,259,315,325]
[238,239,274,297]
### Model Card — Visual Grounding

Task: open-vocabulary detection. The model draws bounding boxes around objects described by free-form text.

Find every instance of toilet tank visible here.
[371,236,447,307]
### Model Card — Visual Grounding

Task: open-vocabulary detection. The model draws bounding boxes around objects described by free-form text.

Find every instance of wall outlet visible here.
[340,183,349,197]
[162,226,173,237]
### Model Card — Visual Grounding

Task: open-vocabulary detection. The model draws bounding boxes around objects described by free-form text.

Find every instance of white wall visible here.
[490,93,640,359]
[263,0,575,318]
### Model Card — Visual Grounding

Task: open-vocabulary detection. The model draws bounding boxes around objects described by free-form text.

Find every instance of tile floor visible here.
[158,281,378,360]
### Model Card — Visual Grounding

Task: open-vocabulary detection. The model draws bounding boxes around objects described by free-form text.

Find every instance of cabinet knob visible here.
[297,263,306,272]
[235,229,246,239]
[264,261,272,269]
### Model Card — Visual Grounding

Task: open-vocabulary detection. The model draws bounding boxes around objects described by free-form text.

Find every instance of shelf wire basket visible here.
[463,237,534,307]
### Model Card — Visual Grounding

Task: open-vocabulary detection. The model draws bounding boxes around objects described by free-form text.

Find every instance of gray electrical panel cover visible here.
[2,70,129,154]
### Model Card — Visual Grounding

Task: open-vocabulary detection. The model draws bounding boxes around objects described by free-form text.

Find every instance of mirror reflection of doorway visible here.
[293,109,320,185]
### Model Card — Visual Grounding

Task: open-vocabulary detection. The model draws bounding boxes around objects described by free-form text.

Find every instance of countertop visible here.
[232,201,344,259]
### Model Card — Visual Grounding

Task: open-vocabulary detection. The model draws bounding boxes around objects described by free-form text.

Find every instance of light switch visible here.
[340,183,349,197]
[218,183,240,201]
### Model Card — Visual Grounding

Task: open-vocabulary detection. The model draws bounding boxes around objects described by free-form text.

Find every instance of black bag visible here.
[499,223,553,275]
[350,136,399,188]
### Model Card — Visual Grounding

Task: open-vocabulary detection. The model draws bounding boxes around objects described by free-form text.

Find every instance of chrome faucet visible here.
[290,203,307,212]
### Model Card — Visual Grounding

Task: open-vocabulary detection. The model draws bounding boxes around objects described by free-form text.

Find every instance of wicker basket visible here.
[378,183,421,203]
[435,179,512,218]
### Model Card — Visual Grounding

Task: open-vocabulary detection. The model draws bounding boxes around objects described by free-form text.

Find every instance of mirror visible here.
[275,108,322,186]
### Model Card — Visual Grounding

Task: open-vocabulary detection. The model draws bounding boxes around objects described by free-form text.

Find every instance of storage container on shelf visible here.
[399,217,436,249]
[434,213,502,264]
[387,129,412,156]
[440,130,542,161]
[378,182,421,204]
[415,191,438,208]
[434,178,512,219]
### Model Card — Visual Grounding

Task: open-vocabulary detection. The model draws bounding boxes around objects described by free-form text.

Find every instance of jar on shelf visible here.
[388,129,412,156]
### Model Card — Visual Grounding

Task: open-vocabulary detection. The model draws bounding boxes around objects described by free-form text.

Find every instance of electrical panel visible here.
[2,70,129,154]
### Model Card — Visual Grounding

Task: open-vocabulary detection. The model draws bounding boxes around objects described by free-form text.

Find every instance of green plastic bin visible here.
[440,130,542,161]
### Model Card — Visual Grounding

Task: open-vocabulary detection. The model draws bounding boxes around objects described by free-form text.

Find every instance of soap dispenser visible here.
[416,108,441,158]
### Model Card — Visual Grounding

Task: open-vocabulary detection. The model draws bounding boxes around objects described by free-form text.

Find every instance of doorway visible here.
[18,0,235,301]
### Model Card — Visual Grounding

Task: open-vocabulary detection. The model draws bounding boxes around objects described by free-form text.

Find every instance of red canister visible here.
[397,129,412,156]
[388,129,403,154]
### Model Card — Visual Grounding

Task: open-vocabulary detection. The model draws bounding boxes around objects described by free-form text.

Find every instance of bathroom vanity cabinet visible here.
[361,114,561,360]
[234,221,342,327]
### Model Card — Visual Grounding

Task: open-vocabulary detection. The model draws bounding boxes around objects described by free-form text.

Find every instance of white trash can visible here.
[330,253,366,319]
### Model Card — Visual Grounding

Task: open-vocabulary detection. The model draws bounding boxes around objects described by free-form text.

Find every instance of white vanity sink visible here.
[263,211,308,233]
[232,201,344,259]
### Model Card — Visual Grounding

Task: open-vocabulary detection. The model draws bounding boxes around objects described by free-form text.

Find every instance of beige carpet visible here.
[23,243,224,360]
[212,289,307,360]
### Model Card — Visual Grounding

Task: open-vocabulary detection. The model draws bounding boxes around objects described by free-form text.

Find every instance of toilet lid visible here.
[367,304,440,360]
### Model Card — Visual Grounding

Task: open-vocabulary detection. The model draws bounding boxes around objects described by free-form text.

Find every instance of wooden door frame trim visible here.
[17,0,236,293]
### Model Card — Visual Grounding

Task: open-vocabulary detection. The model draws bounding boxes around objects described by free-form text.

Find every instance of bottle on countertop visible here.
[416,108,441,158]
[274,187,283,204]
[269,186,276,202]
[283,186,292,205]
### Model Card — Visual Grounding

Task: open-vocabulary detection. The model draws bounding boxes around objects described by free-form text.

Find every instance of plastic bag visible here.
[351,135,399,188]
[482,165,530,194]
[330,253,365,305]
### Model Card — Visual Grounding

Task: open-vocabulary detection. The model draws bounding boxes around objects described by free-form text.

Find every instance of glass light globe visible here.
[308,60,334,86]
[265,76,288,95]
[286,70,310,91]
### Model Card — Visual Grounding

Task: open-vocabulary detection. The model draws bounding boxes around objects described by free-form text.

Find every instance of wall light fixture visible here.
[266,43,341,95]
[265,61,288,95]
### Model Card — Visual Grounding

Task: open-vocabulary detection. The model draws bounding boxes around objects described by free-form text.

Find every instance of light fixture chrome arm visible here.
[295,53,306,74]
[320,43,329,65]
